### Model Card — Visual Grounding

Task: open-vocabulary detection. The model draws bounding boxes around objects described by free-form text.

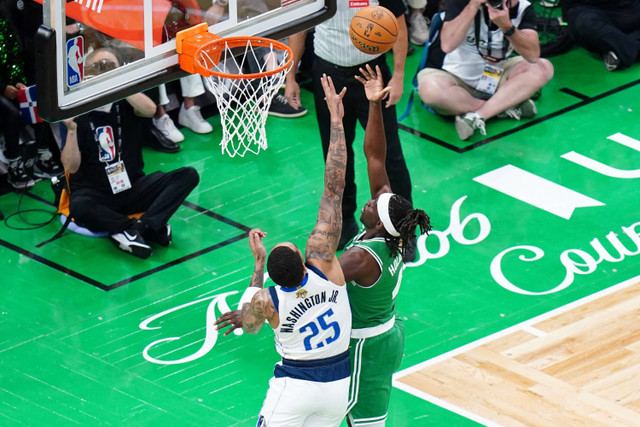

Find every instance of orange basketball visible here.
[349,6,398,55]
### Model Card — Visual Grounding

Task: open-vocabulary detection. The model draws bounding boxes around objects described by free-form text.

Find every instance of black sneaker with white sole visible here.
[604,51,620,71]
[110,226,152,259]
[268,94,308,118]
[144,224,172,247]
[33,152,63,179]
[7,160,35,190]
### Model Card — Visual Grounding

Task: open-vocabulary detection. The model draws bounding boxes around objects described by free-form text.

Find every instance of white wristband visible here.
[239,287,260,306]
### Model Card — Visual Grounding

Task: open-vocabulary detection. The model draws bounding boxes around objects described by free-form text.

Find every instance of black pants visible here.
[0,95,33,160]
[0,94,56,163]
[566,1,640,68]
[311,55,413,221]
[69,167,199,234]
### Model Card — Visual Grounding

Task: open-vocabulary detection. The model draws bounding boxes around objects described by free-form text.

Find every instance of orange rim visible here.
[193,36,293,80]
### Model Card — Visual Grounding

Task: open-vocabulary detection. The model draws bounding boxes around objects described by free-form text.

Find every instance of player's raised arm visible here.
[355,64,393,199]
[305,74,347,284]
[215,229,278,335]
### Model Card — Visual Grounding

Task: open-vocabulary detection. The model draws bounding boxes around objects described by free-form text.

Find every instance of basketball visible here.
[349,6,398,55]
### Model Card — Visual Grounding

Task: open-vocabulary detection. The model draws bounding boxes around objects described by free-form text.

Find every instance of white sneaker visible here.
[178,104,213,134]
[153,114,184,143]
[455,112,486,140]
[408,12,429,46]
[497,99,537,120]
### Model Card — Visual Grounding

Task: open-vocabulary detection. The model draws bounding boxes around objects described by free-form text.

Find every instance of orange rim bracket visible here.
[176,23,220,75]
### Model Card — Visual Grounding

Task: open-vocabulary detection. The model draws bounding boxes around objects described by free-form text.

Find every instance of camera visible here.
[487,0,503,8]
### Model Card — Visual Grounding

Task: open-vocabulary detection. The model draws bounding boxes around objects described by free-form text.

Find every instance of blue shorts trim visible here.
[274,350,350,382]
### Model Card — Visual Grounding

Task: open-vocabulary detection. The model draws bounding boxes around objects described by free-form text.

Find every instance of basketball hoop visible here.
[176,24,293,157]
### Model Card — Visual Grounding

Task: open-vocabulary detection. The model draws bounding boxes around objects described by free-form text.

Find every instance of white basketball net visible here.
[199,39,292,157]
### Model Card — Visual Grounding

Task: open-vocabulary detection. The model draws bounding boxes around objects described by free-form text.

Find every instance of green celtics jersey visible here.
[345,230,404,329]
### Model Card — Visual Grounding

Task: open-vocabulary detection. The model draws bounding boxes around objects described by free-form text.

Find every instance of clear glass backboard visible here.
[35,0,336,121]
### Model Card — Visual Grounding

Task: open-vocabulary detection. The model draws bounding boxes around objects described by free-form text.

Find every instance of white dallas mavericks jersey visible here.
[268,264,351,361]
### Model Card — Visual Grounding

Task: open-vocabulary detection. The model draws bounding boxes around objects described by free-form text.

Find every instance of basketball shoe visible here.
[110,222,152,259]
[455,112,486,140]
[153,113,184,143]
[268,94,308,118]
[179,104,213,134]
[408,12,429,46]
[33,150,63,179]
[604,51,620,71]
[497,99,537,120]
[144,223,172,247]
[7,158,35,190]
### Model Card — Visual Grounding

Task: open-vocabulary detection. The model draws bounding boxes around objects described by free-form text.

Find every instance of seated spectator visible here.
[417,0,554,140]
[61,48,200,259]
[562,0,640,71]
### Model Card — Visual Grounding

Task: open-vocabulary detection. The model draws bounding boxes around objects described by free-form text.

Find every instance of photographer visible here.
[417,0,554,140]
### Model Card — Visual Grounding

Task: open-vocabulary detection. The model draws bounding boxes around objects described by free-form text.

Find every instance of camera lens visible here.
[487,0,502,8]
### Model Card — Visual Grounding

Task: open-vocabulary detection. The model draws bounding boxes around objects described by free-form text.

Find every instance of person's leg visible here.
[141,87,180,152]
[179,75,213,133]
[302,378,350,427]
[0,96,24,160]
[122,167,199,233]
[347,321,405,427]
[407,0,429,46]
[246,44,308,118]
[34,126,63,179]
[418,68,486,116]
[567,5,640,69]
[69,188,137,234]
[258,377,316,426]
[478,58,554,120]
[152,83,184,143]
[0,96,36,189]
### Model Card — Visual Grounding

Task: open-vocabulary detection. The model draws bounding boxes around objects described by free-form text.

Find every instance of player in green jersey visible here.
[340,65,432,427]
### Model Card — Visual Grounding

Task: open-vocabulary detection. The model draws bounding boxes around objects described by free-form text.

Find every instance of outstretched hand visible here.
[320,73,347,122]
[249,228,267,262]
[355,64,391,103]
[215,309,244,336]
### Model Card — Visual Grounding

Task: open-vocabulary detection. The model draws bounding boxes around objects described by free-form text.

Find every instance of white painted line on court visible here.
[521,325,547,337]
[392,381,502,427]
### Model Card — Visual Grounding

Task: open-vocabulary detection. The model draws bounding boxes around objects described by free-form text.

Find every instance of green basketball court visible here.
[2,18,640,426]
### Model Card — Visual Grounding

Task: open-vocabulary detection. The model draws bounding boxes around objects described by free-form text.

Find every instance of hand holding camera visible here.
[486,0,513,29]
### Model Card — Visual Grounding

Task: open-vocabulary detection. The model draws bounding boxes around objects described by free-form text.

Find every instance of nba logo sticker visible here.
[67,36,84,87]
[97,126,116,162]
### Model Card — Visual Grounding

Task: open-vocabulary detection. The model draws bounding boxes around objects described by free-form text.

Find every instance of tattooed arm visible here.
[305,74,347,286]
[216,229,279,335]
[242,288,279,334]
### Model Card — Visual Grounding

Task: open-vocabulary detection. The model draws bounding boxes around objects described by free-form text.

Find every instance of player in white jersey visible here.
[216,74,351,427]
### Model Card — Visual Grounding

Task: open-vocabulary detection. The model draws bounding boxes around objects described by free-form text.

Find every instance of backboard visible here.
[35,0,336,122]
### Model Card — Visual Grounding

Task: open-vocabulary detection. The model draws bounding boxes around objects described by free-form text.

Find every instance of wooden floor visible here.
[395,279,640,426]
